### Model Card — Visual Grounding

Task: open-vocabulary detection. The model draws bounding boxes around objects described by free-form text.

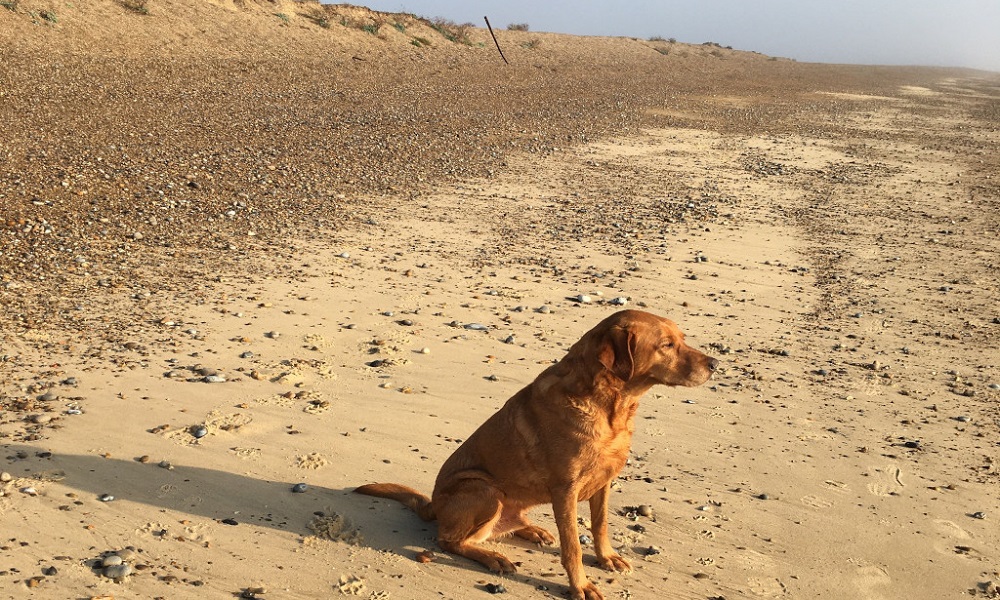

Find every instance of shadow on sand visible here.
[7,444,571,593]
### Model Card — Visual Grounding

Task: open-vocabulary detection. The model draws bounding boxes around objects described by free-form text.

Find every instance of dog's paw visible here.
[596,553,632,573]
[514,524,555,545]
[571,581,606,600]
[485,552,518,574]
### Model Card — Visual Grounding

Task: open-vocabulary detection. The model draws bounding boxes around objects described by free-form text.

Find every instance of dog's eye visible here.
[661,341,674,349]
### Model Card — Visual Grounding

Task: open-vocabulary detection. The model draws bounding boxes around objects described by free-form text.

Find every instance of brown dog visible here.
[356,309,718,600]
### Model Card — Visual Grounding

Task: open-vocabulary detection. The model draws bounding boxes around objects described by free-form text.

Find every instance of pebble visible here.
[570,294,592,304]
[610,296,628,306]
[32,414,52,424]
[191,425,208,439]
[989,383,1000,391]
[115,548,137,561]
[757,493,770,500]
[101,554,123,567]
[65,409,82,415]
[39,391,58,401]
[0,472,11,482]
[903,440,921,449]
[485,583,507,594]
[99,493,115,502]
[337,252,351,259]
[419,347,431,354]
[265,331,280,339]
[398,319,415,326]
[486,374,499,381]
[464,323,488,330]
[971,511,986,519]
[579,534,592,544]
[644,545,662,556]
[536,305,551,314]
[103,563,133,580]
[502,335,516,344]
[637,504,653,517]
[158,461,174,470]
[21,486,38,496]
[292,483,308,493]
[203,374,227,383]
[955,416,971,423]
[240,351,254,359]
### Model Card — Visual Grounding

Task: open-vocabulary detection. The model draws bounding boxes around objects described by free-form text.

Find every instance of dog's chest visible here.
[575,424,632,496]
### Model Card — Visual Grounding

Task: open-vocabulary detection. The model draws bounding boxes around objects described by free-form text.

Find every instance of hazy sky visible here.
[343,0,1000,72]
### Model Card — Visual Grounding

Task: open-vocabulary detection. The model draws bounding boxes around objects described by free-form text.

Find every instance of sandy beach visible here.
[1,2,999,599]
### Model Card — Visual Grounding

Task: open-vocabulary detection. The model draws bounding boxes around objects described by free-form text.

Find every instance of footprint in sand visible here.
[933,519,978,557]
[748,577,787,597]
[852,563,892,599]
[230,447,262,459]
[865,464,904,497]
[296,452,328,469]
[800,494,833,509]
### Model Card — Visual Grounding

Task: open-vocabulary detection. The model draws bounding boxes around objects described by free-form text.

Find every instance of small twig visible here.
[483,16,508,65]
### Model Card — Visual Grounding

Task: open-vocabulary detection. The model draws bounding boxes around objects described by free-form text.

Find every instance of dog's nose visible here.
[707,358,720,372]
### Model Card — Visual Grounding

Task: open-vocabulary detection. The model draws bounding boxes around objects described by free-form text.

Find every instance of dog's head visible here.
[595,310,718,387]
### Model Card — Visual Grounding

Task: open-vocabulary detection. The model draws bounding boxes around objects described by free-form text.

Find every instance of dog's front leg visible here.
[552,485,604,600]
[589,483,632,573]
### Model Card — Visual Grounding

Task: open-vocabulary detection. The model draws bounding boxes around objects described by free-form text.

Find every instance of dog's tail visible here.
[354,483,436,521]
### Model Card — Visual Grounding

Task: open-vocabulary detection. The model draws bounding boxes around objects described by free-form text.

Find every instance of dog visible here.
[355,309,718,600]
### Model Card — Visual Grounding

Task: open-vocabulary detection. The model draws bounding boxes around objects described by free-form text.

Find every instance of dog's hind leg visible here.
[434,478,517,573]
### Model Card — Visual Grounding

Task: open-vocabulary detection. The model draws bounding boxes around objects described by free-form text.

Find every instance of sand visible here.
[1,2,999,599]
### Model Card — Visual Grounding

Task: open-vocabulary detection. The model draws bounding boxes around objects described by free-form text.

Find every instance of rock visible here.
[104,563,133,580]
[203,374,227,383]
[610,296,628,306]
[99,493,115,502]
[292,483,308,493]
[191,425,208,439]
[101,554,124,567]
[637,504,653,517]
[115,548,137,561]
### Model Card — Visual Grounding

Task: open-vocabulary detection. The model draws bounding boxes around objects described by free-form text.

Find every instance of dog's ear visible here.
[598,325,636,381]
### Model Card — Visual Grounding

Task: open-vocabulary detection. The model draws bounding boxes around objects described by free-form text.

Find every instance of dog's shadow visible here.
[8,445,573,593]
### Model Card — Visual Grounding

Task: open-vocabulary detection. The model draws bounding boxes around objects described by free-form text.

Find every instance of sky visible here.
[340,0,1000,73]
